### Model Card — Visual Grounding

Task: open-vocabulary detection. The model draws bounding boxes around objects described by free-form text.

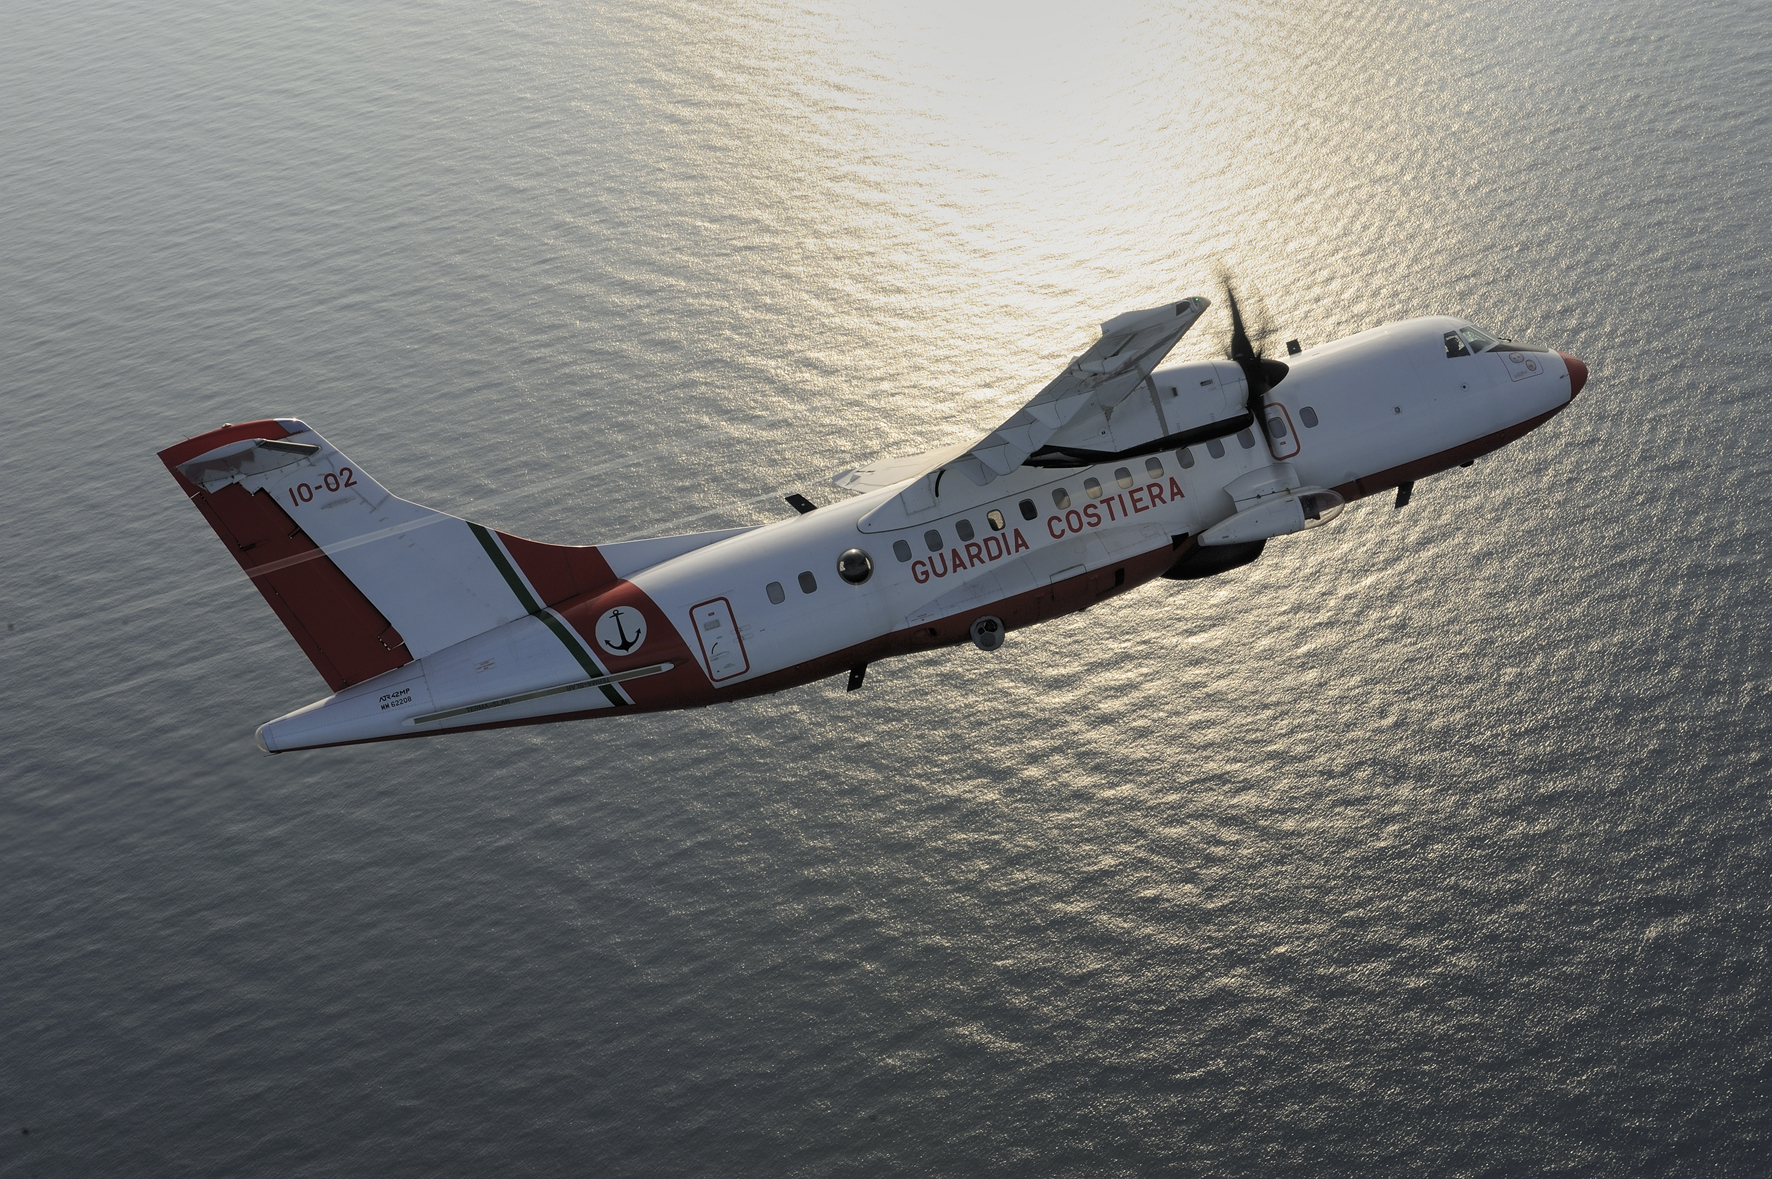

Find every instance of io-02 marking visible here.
[288,468,357,506]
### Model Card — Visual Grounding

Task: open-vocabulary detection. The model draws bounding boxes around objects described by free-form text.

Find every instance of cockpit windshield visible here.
[1445,325,1501,357]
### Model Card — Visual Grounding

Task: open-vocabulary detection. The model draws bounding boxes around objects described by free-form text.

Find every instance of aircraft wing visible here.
[889,297,1209,511]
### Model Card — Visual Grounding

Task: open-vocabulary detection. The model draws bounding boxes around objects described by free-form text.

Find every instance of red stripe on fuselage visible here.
[725,541,1180,703]
[554,579,710,705]
[494,531,620,609]
[489,532,710,703]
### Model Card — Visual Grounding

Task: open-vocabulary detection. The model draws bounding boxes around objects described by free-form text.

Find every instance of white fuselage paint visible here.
[256,315,1580,750]
[637,316,1577,686]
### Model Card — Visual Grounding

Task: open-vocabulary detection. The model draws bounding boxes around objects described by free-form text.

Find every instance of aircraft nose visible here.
[1559,352,1588,397]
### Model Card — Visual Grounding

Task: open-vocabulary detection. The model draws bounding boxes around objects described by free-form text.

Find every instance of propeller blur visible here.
[159,295,1588,751]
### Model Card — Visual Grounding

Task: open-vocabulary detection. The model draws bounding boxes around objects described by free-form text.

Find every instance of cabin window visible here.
[924,529,943,553]
[1176,447,1195,469]
[766,581,786,604]
[987,509,1007,531]
[1115,467,1134,489]
[1052,487,1071,508]
[1237,429,1256,449]
[956,518,975,542]
[1084,477,1103,499]
[1267,412,1289,438]
[1018,499,1037,521]
[893,539,912,562]
[837,549,873,585]
[1206,438,1225,459]
[798,571,817,594]
[1145,456,1164,479]
[1300,406,1319,428]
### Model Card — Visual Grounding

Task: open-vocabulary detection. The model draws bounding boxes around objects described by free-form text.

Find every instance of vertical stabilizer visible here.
[159,420,625,690]
[161,419,758,698]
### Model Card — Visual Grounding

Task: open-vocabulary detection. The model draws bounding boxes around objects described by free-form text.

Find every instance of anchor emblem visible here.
[594,607,646,656]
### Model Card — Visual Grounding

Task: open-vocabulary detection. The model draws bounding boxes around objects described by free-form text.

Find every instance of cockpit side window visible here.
[1447,326,1501,356]
[1461,327,1500,353]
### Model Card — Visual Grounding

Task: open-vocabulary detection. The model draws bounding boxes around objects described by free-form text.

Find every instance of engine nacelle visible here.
[1198,489,1344,546]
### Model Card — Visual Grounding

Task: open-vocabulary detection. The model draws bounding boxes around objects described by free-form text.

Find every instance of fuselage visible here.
[632,315,1583,685]
[241,314,1585,751]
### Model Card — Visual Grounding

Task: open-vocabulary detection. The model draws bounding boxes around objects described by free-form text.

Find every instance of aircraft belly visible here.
[632,482,1194,686]
[902,566,1015,627]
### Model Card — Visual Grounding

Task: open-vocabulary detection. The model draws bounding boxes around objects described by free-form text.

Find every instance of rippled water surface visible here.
[5,0,1771,1173]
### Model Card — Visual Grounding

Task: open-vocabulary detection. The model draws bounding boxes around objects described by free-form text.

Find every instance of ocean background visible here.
[4,0,1770,1173]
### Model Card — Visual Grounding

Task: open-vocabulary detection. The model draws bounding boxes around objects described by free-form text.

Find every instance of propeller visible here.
[1219,277,1290,434]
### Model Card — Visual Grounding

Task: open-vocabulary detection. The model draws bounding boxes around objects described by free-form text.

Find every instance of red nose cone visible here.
[1559,352,1588,397]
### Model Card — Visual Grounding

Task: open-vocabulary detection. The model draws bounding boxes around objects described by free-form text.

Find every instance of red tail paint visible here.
[160,422,410,691]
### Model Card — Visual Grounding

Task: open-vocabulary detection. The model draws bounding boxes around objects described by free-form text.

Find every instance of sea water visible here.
[3,0,1769,1173]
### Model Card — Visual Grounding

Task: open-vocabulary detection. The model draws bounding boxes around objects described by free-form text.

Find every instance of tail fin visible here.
[160,419,622,691]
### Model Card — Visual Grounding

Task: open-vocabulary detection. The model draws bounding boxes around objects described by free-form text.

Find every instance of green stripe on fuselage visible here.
[469,521,543,615]
[469,522,627,707]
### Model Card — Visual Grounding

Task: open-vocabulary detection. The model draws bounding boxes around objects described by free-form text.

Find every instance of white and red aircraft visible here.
[160,292,1587,752]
